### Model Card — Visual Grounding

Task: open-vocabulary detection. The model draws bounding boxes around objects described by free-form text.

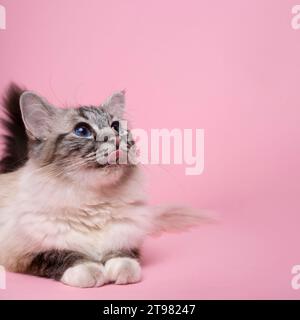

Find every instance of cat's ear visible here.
[102,90,125,118]
[20,91,57,140]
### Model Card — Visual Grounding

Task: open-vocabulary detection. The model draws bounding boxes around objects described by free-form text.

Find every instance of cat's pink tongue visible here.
[107,150,123,164]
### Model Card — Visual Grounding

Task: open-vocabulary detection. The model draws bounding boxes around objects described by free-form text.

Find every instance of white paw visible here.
[61,262,105,288]
[104,257,142,285]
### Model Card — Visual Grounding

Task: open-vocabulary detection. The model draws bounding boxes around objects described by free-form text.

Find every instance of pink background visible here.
[0,0,300,299]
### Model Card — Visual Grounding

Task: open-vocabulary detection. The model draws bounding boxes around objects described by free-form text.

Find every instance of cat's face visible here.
[19,91,137,186]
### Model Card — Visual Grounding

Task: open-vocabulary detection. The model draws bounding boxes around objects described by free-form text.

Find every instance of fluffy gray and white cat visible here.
[0,84,206,288]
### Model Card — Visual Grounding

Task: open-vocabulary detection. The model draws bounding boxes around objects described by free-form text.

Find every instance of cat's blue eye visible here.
[74,124,92,138]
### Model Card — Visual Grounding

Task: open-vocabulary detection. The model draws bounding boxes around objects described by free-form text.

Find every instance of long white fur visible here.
[0,158,208,285]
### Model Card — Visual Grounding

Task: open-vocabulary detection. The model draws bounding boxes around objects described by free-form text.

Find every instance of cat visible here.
[0,84,207,288]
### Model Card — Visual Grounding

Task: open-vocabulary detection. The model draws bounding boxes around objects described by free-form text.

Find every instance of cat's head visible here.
[19,90,137,187]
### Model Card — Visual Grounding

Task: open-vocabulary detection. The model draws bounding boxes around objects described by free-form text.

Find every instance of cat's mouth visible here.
[90,150,131,169]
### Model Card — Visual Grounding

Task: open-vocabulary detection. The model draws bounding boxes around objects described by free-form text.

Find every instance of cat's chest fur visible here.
[0,165,146,262]
[16,203,144,261]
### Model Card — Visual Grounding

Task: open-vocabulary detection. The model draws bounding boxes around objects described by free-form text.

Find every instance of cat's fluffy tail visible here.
[0,83,28,173]
[149,206,215,235]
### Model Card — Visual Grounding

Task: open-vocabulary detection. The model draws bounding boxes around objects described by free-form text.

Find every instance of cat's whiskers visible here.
[64,156,96,172]
[28,157,93,180]
[33,151,96,175]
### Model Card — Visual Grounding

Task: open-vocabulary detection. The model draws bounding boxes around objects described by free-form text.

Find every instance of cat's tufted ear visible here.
[20,91,57,140]
[101,90,125,118]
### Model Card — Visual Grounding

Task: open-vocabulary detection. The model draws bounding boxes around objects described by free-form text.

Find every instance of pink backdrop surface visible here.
[0,0,300,299]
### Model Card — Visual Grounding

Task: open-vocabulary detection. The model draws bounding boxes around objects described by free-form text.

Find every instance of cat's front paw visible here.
[104,257,142,285]
[61,262,105,288]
